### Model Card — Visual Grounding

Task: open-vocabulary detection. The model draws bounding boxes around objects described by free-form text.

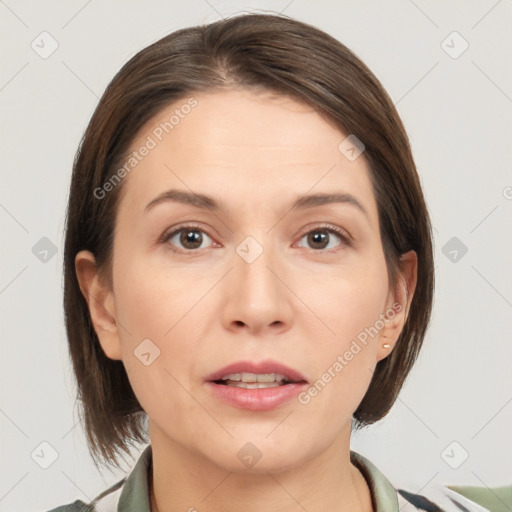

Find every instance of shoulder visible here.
[46,446,509,512]
[43,476,126,512]
[45,500,93,512]
[43,445,152,512]
[350,450,509,512]
[395,483,511,512]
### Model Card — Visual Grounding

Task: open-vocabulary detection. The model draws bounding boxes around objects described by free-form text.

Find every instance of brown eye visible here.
[179,229,203,249]
[163,226,214,251]
[297,226,350,251]
[307,231,329,249]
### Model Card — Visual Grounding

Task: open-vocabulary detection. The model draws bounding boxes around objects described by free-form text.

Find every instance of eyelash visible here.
[160,223,353,254]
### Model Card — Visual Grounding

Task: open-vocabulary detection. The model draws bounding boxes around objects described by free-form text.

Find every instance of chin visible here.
[203,436,311,475]
[223,451,306,476]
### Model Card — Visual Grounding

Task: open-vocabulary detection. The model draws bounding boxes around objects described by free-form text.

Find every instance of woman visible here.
[48,12,497,512]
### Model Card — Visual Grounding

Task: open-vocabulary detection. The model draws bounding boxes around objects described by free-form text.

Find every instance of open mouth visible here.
[212,372,306,389]
[205,366,309,410]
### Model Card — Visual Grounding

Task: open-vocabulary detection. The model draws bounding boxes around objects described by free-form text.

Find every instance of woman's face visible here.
[79,88,416,473]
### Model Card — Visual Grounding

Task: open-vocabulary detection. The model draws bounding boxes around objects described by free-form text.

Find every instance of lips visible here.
[204,359,308,384]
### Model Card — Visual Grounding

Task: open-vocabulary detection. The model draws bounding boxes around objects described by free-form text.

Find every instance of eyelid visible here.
[293,222,352,241]
[294,223,353,249]
[159,223,217,249]
[159,222,353,252]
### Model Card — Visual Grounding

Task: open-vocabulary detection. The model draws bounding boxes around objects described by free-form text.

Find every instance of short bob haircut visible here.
[63,12,435,470]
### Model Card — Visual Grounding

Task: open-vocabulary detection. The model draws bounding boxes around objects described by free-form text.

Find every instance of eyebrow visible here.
[144,189,369,219]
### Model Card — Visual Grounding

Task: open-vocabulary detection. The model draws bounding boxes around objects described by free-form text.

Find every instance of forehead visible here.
[117,88,377,223]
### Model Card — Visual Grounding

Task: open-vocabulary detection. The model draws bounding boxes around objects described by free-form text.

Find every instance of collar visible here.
[116,444,153,511]
[111,445,399,512]
[350,450,399,511]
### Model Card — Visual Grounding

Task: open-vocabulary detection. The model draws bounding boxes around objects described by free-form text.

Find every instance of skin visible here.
[76,88,417,512]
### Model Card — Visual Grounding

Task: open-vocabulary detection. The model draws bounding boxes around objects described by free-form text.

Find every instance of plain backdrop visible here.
[1,1,511,510]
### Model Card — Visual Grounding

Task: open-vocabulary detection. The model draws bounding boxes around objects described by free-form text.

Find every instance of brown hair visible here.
[63,12,435,470]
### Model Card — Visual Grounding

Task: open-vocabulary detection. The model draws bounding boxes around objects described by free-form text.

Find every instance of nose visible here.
[220,237,293,336]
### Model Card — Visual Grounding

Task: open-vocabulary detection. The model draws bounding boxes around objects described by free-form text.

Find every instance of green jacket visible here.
[46,444,511,512]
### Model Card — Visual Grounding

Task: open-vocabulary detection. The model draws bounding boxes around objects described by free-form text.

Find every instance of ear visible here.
[74,250,122,360]
[376,250,418,362]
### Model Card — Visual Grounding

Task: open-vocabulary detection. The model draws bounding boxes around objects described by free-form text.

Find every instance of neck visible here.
[148,421,373,512]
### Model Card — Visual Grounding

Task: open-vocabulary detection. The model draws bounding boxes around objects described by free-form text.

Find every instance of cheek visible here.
[300,253,389,401]
[281,254,387,418]
[111,229,389,418]
[112,246,205,344]
[308,251,390,345]
[111,247,211,393]
[111,253,202,420]
[298,279,385,425]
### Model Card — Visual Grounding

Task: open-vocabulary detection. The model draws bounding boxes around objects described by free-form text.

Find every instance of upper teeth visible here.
[221,373,289,383]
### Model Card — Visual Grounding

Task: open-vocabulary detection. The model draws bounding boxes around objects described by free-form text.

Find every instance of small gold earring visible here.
[382,343,390,349]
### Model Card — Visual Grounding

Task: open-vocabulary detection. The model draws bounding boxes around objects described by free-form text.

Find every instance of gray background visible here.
[1,1,511,510]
